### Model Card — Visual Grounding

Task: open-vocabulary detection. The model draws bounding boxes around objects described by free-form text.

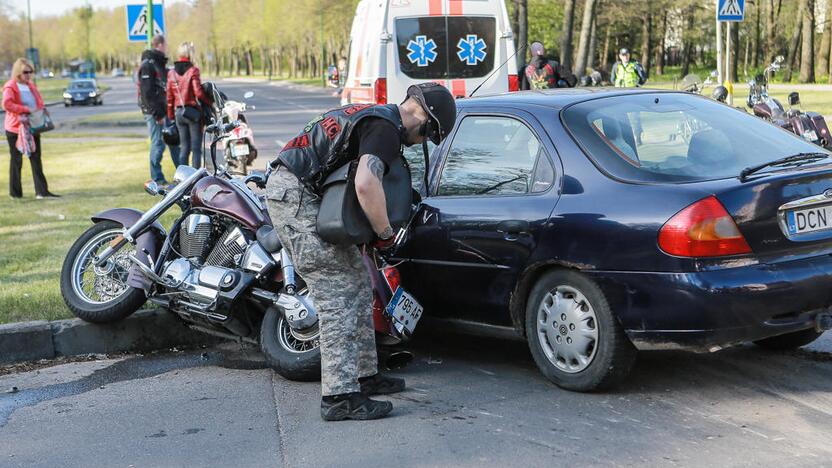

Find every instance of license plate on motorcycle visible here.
[786,204,832,234]
[802,130,819,141]
[385,287,423,335]
[231,143,250,157]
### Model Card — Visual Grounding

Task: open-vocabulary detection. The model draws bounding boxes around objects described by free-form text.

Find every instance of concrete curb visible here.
[0,309,221,365]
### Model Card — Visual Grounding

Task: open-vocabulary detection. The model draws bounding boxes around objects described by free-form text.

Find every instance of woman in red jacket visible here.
[166,42,211,169]
[3,58,57,199]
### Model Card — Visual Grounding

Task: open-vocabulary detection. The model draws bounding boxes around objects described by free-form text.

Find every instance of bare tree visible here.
[818,0,832,77]
[573,0,598,77]
[753,0,761,68]
[655,10,667,75]
[799,0,815,82]
[640,0,653,76]
[560,0,576,70]
[783,0,803,82]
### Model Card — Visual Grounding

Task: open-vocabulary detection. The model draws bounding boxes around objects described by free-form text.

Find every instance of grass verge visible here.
[74,110,145,125]
[0,139,180,324]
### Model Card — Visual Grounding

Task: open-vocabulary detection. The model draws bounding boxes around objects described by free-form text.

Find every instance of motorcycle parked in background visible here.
[204,85,259,175]
[60,112,422,381]
[747,56,832,149]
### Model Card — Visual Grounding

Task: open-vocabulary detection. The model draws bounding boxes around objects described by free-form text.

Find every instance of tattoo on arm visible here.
[365,155,385,181]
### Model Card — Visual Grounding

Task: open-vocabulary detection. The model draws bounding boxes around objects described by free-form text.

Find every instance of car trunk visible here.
[709,165,832,258]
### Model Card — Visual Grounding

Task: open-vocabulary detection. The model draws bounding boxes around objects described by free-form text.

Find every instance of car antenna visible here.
[468,43,529,98]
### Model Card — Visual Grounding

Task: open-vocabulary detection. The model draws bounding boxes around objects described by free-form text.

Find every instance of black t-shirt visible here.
[350,117,403,169]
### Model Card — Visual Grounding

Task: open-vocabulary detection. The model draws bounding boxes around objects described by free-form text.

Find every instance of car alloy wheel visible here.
[536,285,599,373]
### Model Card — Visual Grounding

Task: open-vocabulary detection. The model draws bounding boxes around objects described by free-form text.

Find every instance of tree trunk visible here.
[766,0,777,62]
[245,49,253,76]
[799,0,815,82]
[640,1,652,77]
[601,23,611,71]
[516,0,528,70]
[573,0,597,77]
[511,0,519,51]
[655,11,667,76]
[753,0,762,67]
[680,6,695,77]
[587,15,598,70]
[784,1,803,82]
[743,32,751,77]
[818,0,832,77]
[560,0,576,70]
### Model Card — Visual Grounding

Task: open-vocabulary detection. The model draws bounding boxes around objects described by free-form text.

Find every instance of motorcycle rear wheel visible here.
[260,305,321,381]
[60,221,146,323]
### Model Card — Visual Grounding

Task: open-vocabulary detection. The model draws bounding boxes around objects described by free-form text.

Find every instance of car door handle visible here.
[497,220,529,240]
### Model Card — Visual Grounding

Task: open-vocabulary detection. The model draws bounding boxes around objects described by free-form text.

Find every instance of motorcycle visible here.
[205,87,258,176]
[59,114,422,380]
[747,56,832,149]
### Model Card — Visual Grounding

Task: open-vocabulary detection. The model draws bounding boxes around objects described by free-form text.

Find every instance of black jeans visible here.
[6,131,48,197]
[175,107,203,169]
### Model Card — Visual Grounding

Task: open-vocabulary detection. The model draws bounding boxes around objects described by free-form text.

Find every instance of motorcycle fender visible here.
[91,208,166,290]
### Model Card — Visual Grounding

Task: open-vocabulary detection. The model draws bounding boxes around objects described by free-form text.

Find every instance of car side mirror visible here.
[143,180,166,196]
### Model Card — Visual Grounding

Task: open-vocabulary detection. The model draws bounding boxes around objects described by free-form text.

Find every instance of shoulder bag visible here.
[28,109,54,134]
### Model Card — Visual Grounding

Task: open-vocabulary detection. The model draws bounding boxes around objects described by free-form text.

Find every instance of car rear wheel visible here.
[753,328,823,350]
[525,270,636,392]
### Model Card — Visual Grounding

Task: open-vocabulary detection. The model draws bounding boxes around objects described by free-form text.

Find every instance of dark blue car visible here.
[396,89,832,391]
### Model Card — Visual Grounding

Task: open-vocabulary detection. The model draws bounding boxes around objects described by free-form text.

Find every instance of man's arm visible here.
[636,63,647,85]
[354,154,393,238]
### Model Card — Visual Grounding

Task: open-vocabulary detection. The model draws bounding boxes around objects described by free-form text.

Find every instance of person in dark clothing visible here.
[166,42,211,169]
[138,35,181,184]
[522,42,577,90]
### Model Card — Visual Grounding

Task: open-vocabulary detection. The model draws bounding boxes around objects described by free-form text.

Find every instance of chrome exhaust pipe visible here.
[384,350,414,370]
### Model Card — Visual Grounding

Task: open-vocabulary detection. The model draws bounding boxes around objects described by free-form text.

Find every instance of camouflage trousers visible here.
[266,168,378,396]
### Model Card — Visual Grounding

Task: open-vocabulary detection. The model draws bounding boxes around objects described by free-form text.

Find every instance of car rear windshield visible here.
[395,16,496,80]
[562,93,828,183]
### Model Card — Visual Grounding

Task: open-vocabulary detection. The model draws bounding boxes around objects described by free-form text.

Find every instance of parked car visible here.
[60,68,72,78]
[111,67,125,77]
[40,69,54,79]
[62,79,102,106]
[395,89,832,392]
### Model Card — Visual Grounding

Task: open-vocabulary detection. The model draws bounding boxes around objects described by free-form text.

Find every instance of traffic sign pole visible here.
[726,21,732,105]
[716,13,723,86]
[147,0,154,48]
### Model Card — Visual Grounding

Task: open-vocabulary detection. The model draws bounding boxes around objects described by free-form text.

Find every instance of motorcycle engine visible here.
[162,258,239,305]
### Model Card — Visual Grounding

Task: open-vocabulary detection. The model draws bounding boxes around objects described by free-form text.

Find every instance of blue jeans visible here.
[145,114,181,183]
[175,107,203,169]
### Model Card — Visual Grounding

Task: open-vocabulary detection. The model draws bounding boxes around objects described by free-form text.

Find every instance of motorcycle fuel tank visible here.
[191,176,267,230]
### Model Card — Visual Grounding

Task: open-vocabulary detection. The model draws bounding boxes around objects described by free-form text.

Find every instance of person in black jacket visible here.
[138,34,180,185]
[521,42,577,90]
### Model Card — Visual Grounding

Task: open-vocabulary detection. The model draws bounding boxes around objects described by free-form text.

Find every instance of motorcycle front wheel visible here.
[60,221,146,323]
[260,303,321,381]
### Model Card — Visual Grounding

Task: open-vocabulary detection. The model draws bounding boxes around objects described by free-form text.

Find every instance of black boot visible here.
[359,373,406,395]
[321,392,393,421]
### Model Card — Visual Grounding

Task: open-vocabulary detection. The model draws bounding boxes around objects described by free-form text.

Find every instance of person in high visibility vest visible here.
[611,48,646,88]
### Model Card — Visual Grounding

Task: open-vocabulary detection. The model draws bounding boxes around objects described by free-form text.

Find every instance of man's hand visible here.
[354,154,392,236]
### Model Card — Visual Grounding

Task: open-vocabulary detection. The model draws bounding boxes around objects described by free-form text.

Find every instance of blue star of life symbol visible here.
[406,35,438,67]
[456,34,487,65]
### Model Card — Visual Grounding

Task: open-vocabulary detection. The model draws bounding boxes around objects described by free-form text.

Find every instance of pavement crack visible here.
[271,373,289,468]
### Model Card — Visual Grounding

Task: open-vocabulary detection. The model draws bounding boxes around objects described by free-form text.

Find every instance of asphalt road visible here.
[1,329,831,467]
[49,76,340,169]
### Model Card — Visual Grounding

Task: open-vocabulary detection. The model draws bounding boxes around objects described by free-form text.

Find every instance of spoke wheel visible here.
[70,228,136,305]
[536,286,599,374]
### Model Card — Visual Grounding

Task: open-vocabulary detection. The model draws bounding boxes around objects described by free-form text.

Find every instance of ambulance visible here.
[341,0,519,106]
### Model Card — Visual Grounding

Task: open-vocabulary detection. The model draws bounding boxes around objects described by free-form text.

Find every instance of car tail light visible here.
[508,74,519,92]
[383,266,401,292]
[374,78,387,104]
[658,196,752,257]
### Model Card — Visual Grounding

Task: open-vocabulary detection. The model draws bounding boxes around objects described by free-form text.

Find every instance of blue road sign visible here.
[717,0,745,22]
[126,4,165,42]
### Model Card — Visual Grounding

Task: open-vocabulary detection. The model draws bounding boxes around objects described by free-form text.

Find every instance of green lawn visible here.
[0,136,180,324]
[75,110,144,125]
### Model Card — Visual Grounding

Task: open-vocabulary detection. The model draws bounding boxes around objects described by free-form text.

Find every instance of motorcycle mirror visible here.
[243,91,255,99]
[775,55,785,64]
[788,91,800,106]
[709,70,718,78]
[143,180,165,197]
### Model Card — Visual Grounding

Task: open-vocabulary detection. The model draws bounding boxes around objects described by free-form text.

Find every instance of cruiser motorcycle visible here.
[60,112,422,380]
[747,56,832,149]
[204,87,258,176]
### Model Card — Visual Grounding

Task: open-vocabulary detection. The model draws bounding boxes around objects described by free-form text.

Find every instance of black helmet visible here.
[161,119,179,146]
[405,83,457,145]
[711,85,729,103]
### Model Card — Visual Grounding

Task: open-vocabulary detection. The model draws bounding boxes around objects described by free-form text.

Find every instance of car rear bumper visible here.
[588,254,832,352]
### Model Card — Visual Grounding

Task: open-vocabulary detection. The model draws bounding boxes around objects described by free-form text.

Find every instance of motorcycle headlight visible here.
[62,92,71,99]
[88,92,97,97]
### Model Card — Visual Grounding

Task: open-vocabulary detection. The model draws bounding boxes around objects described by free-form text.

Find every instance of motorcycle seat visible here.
[256,225,282,252]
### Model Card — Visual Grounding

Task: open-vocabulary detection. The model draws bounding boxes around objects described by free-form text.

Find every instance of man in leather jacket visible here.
[522,42,577,90]
[267,83,456,421]
[138,34,180,184]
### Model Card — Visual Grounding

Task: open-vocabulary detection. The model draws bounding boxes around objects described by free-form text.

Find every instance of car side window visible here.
[437,116,548,197]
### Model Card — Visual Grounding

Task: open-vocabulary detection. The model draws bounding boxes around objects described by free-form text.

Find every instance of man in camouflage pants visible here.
[266,83,457,421]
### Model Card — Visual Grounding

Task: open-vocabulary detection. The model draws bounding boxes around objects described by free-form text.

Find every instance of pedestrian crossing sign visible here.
[126,4,165,42]
[717,0,745,22]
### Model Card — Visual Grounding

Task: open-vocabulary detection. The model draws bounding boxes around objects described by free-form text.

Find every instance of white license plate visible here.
[385,287,423,335]
[231,143,250,157]
[786,205,832,234]
[802,130,819,141]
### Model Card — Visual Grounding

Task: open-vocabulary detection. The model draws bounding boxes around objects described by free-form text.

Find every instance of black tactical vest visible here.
[273,104,405,193]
